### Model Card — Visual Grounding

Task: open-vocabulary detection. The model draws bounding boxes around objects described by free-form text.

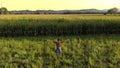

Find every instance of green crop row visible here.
[0,36,119,68]
[0,18,119,36]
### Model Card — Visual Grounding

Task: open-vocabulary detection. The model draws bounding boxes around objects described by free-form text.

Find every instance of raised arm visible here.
[63,39,69,43]
[60,39,68,43]
[47,39,56,43]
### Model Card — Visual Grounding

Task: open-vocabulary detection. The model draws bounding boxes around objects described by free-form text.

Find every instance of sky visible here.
[1,0,120,10]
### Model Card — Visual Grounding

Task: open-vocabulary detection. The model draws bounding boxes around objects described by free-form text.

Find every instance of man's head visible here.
[57,38,60,41]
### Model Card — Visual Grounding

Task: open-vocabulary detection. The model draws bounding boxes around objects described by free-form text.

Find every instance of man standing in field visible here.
[53,38,64,55]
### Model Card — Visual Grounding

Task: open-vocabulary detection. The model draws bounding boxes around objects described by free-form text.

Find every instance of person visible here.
[53,38,64,55]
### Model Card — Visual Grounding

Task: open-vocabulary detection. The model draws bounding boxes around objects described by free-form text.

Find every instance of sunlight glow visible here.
[1,0,120,10]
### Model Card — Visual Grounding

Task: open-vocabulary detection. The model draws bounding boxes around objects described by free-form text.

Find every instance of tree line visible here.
[0,7,119,15]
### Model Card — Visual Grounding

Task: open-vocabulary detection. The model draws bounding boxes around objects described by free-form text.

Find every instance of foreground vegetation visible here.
[0,15,120,36]
[0,35,119,68]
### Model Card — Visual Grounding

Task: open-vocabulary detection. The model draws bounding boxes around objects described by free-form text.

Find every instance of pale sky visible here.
[1,0,120,10]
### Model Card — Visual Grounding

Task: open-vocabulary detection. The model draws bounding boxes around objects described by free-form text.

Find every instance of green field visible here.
[0,35,119,68]
[0,15,119,36]
[0,15,120,68]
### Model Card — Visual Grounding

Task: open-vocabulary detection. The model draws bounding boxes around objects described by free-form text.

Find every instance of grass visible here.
[0,14,120,20]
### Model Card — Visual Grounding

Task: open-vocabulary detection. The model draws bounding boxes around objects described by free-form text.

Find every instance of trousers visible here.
[56,47,62,55]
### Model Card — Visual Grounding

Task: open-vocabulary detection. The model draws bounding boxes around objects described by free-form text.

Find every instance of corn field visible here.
[0,36,119,68]
[0,15,119,68]
[0,15,119,36]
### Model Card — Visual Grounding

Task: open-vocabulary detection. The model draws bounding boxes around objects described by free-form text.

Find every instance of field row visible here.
[0,19,120,36]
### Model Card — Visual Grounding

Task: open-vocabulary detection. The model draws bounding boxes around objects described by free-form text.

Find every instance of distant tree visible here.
[0,7,8,14]
[103,13,107,15]
[107,7,118,14]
